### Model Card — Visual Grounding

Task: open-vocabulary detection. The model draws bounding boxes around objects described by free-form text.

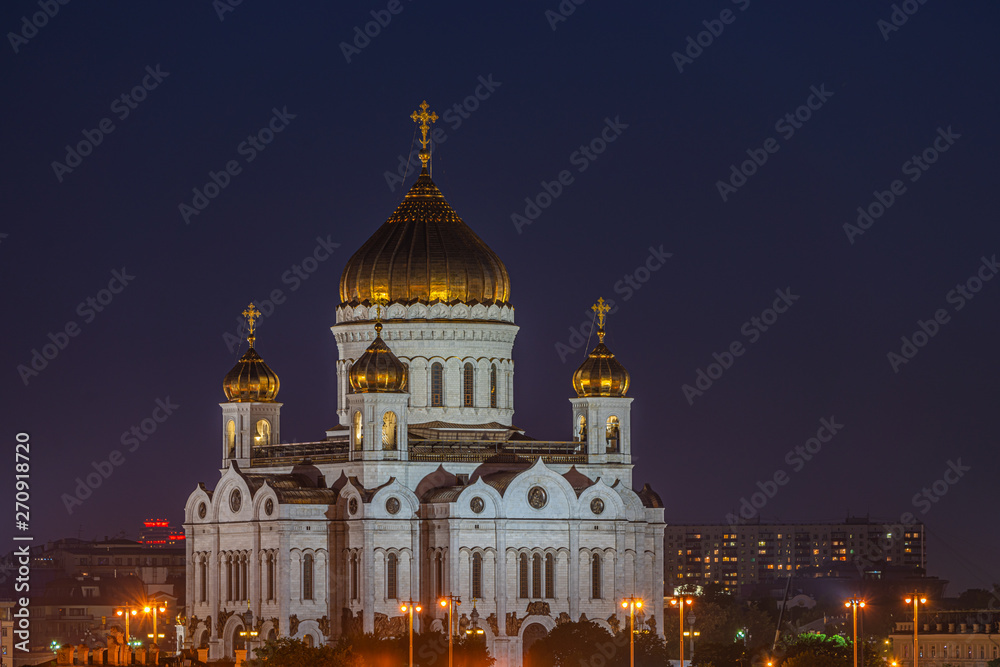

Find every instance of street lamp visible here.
[465,599,485,637]
[682,629,700,658]
[115,606,139,647]
[440,594,461,667]
[239,600,259,641]
[400,600,422,667]
[904,594,927,667]
[621,597,643,667]
[669,596,693,667]
[845,598,865,667]
[143,601,167,646]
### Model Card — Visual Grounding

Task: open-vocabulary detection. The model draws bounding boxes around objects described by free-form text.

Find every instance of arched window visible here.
[431,362,444,407]
[255,419,271,446]
[303,635,314,648]
[241,554,248,599]
[606,416,620,451]
[226,420,236,458]
[490,364,498,408]
[350,553,359,601]
[463,362,475,407]
[225,555,233,601]
[578,415,587,442]
[233,555,241,600]
[353,410,363,450]
[200,558,207,602]
[472,553,483,599]
[435,553,444,598]
[532,554,542,599]
[303,554,314,600]
[545,553,555,599]
[266,553,274,601]
[591,554,602,599]
[519,553,528,598]
[387,553,398,599]
[382,411,397,450]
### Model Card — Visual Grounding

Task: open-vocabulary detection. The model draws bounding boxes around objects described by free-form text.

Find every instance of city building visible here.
[665,518,926,598]
[138,520,185,548]
[889,608,1000,666]
[182,105,666,666]
[1,601,13,667]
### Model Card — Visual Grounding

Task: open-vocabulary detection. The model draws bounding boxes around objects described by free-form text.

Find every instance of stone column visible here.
[495,520,507,636]
[569,521,579,621]
[363,522,375,633]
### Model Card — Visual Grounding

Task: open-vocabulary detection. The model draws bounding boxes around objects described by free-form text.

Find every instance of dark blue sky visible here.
[2,1,998,595]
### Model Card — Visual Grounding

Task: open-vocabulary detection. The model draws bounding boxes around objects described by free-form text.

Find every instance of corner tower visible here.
[220,304,281,468]
[569,298,632,465]
[333,102,518,428]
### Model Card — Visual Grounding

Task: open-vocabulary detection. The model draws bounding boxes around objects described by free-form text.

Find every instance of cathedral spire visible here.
[591,297,611,343]
[242,303,261,348]
[410,100,438,169]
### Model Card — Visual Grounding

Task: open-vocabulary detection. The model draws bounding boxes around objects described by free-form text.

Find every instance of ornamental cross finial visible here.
[372,294,388,323]
[591,297,611,342]
[242,303,261,343]
[410,100,438,166]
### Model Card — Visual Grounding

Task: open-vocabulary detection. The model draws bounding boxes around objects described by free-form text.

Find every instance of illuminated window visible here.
[605,416,620,451]
[577,414,587,441]
[463,363,474,407]
[490,364,498,408]
[353,411,363,450]
[382,411,397,450]
[431,362,444,407]
[226,420,236,458]
[255,419,271,446]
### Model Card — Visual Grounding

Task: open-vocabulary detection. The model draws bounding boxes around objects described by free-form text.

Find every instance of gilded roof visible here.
[572,341,629,398]
[348,323,408,393]
[339,167,511,309]
[223,337,280,402]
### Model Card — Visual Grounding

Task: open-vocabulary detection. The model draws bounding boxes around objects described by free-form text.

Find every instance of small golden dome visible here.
[349,323,408,393]
[223,334,280,402]
[339,167,511,311]
[572,298,629,397]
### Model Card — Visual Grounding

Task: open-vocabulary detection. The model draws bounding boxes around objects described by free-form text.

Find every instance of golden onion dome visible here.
[339,166,511,310]
[223,334,280,402]
[572,299,629,397]
[349,323,408,393]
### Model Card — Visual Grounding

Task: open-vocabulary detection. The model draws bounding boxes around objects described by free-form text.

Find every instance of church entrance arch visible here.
[521,623,548,662]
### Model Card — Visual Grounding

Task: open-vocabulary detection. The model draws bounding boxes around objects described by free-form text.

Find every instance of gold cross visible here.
[591,297,611,329]
[410,100,438,152]
[242,303,260,336]
[372,294,388,322]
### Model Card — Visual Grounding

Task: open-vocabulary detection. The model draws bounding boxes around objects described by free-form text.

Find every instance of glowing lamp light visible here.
[440,600,448,608]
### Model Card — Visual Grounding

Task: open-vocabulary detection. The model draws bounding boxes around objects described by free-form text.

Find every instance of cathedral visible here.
[182,103,665,666]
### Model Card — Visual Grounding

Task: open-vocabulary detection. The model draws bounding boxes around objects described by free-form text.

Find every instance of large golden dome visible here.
[223,335,280,402]
[349,323,408,393]
[339,166,511,309]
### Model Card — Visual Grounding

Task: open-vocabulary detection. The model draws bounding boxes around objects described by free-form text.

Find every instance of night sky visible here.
[2,2,998,595]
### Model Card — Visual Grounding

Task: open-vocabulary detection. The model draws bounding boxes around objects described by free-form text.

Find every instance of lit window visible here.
[490,364,498,408]
[431,363,444,407]
[382,411,397,450]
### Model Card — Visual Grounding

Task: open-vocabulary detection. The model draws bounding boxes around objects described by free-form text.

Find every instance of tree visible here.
[783,651,843,667]
[525,620,619,667]
[780,633,850,663]
[245,637,353,667]
[691,641,746,666]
